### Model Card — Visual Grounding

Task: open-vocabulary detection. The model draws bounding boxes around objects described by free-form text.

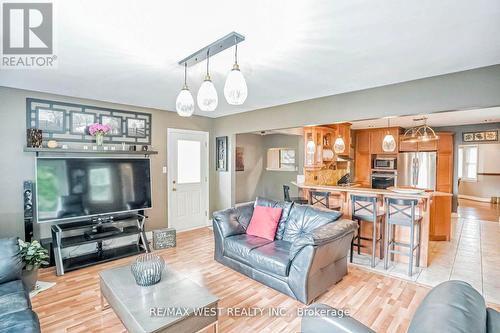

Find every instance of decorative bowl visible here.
[130,253,165,286]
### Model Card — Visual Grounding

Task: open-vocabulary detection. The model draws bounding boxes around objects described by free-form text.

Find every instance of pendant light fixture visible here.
[402,117,438,142]
[333,124,345,154]
[382,118,396,152]
[197,49,218,111]
[175,62,195,117]
[224,40,248,105]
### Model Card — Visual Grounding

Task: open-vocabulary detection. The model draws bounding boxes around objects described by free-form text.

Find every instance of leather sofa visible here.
[213,197,358,304]
[301,280,500,333]
[0,238,41,333]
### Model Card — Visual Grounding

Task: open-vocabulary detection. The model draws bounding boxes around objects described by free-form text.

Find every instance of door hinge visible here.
[205,210,208,217]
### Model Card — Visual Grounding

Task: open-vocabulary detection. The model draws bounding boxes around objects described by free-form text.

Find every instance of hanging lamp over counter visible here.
[333,124,345,154]
[401,117,438,142]
[176,32,247,116]
[382,118,396,152]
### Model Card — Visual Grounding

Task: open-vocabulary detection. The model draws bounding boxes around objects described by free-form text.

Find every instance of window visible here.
[458,145,478,181]
[177,140,201,184]
[266,148,297,171]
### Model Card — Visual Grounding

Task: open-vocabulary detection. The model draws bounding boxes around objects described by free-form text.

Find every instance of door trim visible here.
[167,128,210,230]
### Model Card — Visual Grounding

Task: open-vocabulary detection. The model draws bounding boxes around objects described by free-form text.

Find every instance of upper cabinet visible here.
[303,123,352,170]
[369,127,400,154]
[399,138,438,152]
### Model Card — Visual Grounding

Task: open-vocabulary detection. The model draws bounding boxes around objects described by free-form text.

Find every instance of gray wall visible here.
[235,133,264,203]
[435,122,500,209]
[235,133,303,203]
[213,64,500,211]
[0,86,214,239]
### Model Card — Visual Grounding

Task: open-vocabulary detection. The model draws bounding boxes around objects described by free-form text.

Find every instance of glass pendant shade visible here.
[224,64,248,105]
[382,133,396,152]
[334,137,345,154]
[176,87,194,117]
[197,76,218,111]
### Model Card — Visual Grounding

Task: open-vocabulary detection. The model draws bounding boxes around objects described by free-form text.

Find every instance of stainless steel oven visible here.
[373,157,396,170]
[371,171,397,189]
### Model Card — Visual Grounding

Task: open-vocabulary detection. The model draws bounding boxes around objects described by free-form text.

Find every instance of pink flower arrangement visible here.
[88,123,111,136]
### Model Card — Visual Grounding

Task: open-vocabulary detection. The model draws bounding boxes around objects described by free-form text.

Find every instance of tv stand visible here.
[51,213,150,276]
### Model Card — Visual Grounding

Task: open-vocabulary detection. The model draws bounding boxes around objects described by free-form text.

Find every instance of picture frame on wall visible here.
[463,130,498,142]
[101,115,123,135]
[216,136,228,172]
[70,112,95,134]
[235,146,244,172]
[127,118,146,137]
[37,108,65,132]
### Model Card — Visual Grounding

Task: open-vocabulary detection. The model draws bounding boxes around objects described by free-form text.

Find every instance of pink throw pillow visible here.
[246,205,283,241]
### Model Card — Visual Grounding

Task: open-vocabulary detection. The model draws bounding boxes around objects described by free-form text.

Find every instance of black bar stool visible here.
[309,191,341,211]
[350,195,385,267]
[384,197,422,276]
[283,185,308,204]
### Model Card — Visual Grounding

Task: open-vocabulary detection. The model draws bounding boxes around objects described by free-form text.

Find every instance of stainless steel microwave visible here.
[373,157,396,170]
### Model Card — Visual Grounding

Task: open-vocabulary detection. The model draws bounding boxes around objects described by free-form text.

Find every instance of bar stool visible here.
[350,195,385,267]
[384,197,422,276]
[309,191,341,211]
[283,185,308,204]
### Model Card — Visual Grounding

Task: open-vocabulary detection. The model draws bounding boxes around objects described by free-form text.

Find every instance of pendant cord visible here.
[206,49,210,76]
[234,36,238,65]
[184,62,187,86]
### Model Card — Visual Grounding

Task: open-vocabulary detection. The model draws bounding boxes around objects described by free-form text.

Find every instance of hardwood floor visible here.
[458,198,500,222]
[35,228,435,332]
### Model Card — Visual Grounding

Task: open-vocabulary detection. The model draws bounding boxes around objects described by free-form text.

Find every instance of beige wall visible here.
[0,86,213,239]
[213,65,500,211]
[235,133,303,204]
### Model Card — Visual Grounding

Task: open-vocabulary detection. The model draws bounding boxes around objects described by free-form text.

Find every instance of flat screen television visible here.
[36,157,152,223]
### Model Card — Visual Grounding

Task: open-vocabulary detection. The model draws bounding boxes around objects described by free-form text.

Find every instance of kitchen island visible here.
[291,182,453,267]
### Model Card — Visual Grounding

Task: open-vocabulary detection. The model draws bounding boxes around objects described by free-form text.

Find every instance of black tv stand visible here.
[51,213,150,276]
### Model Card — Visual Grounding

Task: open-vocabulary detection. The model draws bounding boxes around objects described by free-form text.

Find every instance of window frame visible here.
[458,144,478,182]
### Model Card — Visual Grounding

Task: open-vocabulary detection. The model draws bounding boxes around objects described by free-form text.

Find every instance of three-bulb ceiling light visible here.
[402,117,438,142]
[175,34,247,116]
[382,118,396,152]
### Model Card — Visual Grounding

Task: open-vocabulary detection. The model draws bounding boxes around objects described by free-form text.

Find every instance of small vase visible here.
[22,268,38,291]
[95,133,104,146]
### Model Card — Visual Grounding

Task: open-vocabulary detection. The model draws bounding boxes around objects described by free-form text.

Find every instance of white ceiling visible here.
[1,0,500,118]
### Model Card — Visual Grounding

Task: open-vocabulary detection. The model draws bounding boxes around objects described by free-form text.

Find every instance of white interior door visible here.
[167,129,209,231]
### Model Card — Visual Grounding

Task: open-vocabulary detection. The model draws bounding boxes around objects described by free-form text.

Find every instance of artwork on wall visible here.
[235,147,244,171]
[101,115,122,135]
[71,112,95,134]
[37,108,65,132]
[463,130,498,143]
[26,98,152,144]
[216,136,228,172]
[127,118,146,137]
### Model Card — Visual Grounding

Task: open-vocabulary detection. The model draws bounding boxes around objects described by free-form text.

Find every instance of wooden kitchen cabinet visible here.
[430,132,454,241]
[354,130,371,186]
[399,138,438,152]
[369,128,400,154]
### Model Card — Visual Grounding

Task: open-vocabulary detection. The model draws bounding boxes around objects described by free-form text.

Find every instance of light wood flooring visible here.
[33,227,492,333]
[458,198,499,222]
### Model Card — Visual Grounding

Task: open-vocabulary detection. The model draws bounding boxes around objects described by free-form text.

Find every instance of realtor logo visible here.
[2,2,56,68]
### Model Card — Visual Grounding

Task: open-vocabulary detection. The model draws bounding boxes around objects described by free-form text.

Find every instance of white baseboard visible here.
[458,194,493,203]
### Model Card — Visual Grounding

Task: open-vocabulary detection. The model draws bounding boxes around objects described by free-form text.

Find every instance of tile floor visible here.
[351,216,500,305]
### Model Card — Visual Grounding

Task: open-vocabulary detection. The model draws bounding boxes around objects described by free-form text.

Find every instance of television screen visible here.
[36,157,152,223]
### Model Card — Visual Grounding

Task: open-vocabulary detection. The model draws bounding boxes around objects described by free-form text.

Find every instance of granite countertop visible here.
[291,181,453,198]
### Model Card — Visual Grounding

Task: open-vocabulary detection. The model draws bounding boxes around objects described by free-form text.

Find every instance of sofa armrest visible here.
[212,203,254,238]
[289,219,358,260]
[301,303,375,333]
